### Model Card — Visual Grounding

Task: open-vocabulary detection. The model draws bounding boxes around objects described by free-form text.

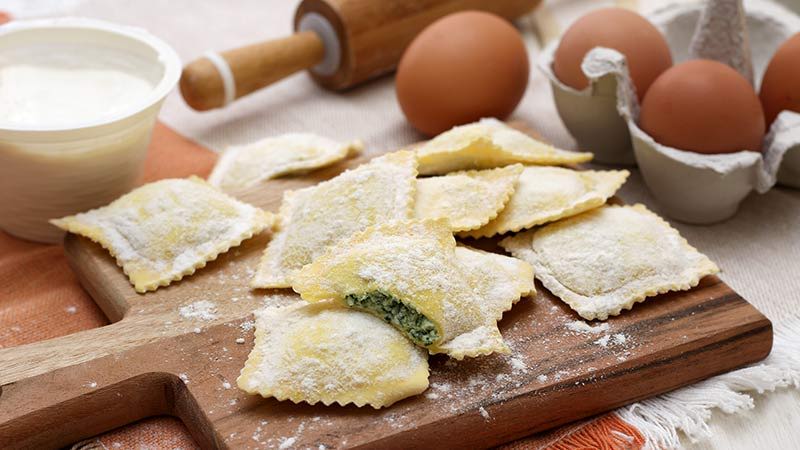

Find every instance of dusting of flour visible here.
[179,300,218,321]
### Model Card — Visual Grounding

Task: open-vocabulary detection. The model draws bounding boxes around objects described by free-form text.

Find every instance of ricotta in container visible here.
[0,18,181,243]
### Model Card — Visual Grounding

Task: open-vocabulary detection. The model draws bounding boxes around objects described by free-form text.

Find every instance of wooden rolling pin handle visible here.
[180,31,326,111]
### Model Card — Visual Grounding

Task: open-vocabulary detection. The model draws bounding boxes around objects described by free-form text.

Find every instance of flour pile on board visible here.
[566,320,634,353]
[179,300,218,321]
[566,320,610,335]
[278,437,297,449]
[595,332,631,349]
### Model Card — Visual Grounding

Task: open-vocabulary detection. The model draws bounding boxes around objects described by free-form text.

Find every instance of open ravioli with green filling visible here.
[292,219,534,359]
[237,302,429,408]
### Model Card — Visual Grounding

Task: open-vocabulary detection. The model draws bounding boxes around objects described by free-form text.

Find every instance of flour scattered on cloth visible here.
[179,300,218,321]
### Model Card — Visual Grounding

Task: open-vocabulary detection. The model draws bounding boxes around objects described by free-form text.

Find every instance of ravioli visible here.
[414,164,522,232]
[500,204,719,320]
[237,302,429,408]
[415,118,593,175]
[208,133,363,191]
[51,177,274,293]
[292,219,534,359]
[462,167,629,238]
[252,151,417,288]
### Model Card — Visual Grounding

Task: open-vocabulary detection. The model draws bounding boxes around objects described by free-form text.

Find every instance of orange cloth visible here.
[499,414,645,450]
[95,416,200,450]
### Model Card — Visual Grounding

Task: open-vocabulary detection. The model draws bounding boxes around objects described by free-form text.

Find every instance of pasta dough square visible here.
[414,164,522,232]
[500,204,719,320]
[252,151,417,288]
[461,167,629,238]
[293,219,534,359]
[415,118,593,175]
[52,177,274,293]
[208,133,363,191]
[237,302,429,409]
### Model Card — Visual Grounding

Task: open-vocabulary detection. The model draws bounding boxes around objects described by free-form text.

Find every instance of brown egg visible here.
[553,8,672,100]
[759,32,800,126]
[395,11,529,136]
[640,60,765,154]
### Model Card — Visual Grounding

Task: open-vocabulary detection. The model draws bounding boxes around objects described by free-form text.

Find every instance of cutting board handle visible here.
[180,31,325,111]
[0,372,206,449]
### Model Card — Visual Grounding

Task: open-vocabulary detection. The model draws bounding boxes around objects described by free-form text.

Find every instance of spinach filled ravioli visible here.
[414,164,522,232]
[415,118,593,175]
[51,176,274,293]
[500,204,719,320]
[292,219,534,359]
[208,133,363,191]
[252,151,417,288]
[237,302,429,408]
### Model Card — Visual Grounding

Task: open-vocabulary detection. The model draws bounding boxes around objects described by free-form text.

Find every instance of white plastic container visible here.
[0,18,181,243]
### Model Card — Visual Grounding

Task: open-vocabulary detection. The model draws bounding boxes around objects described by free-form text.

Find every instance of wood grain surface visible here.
[0,125,772,449]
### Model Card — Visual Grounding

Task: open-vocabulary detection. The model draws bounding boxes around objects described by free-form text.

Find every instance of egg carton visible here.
[538,0,800,224]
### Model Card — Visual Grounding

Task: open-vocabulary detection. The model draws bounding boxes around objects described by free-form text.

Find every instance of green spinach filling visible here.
[345,291,439,346]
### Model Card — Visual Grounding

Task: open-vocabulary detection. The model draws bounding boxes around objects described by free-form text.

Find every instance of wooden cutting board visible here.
[0,125,772,450]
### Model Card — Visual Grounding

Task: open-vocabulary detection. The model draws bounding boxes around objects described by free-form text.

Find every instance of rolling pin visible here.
[180,0,539,110]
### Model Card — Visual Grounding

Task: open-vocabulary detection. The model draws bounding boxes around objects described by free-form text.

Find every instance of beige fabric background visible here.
[5,0,799,448]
